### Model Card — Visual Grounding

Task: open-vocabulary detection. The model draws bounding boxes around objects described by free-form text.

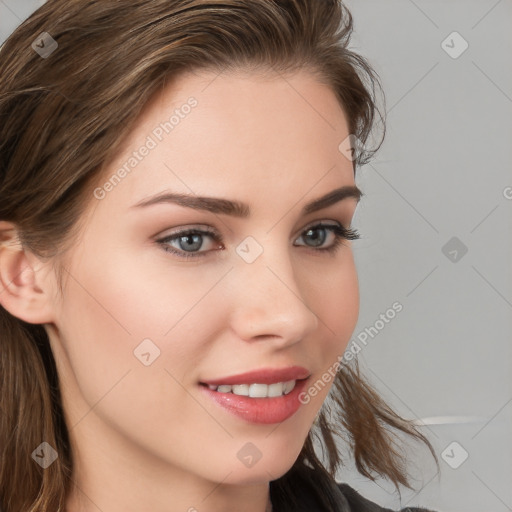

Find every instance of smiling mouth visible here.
[199,380,301,398]
[198,376,311,424]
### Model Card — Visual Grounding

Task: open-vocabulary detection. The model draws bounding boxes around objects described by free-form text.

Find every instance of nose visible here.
[228,243,319,347]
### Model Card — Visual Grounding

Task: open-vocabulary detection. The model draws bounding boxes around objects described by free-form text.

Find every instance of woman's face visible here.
[45,69,360,504]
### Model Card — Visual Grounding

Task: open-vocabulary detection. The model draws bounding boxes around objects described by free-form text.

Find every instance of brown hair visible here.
[0,1,438,510]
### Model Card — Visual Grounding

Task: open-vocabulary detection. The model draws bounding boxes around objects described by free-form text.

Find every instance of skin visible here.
[0,68,360,512]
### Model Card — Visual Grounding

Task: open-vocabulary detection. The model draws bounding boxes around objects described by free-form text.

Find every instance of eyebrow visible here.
[131,185,362,217]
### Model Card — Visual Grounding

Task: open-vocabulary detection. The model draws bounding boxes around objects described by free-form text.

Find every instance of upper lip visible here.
[200,366,311,386]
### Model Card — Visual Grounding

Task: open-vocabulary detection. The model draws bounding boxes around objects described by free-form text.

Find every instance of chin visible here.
[223,460,296,486]
[240,443,303,483]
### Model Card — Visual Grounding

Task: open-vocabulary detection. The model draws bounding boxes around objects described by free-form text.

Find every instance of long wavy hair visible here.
[0,1,438,511]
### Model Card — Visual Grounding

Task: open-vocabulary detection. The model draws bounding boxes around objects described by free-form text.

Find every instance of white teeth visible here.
[207,380,296,398]
[232,384,250,396]
[267,382,284,397]
[249,383,268,398]
[283,380,295,394]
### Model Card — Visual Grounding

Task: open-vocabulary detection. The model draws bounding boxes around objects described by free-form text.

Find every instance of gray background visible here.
[1,1,511,511]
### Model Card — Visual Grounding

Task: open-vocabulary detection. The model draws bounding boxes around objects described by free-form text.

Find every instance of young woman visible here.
[0,1,439,511]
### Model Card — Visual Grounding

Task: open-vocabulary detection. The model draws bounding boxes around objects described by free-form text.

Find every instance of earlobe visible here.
[0,221,56,325]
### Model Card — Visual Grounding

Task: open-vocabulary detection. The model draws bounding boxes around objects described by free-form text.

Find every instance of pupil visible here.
[180,234,201,251]
[306,228,325,247]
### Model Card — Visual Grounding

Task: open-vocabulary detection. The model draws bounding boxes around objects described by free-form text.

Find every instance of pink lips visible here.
[200,365,310,386]
[199,366,311,424]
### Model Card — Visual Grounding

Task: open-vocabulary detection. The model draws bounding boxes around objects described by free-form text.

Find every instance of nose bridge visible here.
[229,236,319,343]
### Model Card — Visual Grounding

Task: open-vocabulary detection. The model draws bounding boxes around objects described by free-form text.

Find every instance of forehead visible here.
[94,68,354,211]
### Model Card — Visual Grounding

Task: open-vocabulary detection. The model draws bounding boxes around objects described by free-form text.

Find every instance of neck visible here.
[62,415,273,512]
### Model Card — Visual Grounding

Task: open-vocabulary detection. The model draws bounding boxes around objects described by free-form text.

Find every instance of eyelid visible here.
[155,219,349,242]
[156,224,217,238]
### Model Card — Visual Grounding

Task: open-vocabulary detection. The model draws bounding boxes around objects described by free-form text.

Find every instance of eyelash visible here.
[156,222,360,261]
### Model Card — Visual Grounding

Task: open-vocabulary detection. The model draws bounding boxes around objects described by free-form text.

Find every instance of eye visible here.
[155,222,360,260]
[294,222,360,255]
[156,226,222,259]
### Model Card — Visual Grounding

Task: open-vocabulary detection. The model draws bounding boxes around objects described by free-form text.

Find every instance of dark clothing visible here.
[269,464,437,512]
[336,482,436,512]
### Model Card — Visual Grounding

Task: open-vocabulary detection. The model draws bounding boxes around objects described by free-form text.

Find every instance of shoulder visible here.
[337,482,438,512]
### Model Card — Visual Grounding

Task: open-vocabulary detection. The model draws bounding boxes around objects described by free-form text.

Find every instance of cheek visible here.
[56,249,228,386]
[312,251,359,355]
[302,253,359,408]
[53,252,229,452]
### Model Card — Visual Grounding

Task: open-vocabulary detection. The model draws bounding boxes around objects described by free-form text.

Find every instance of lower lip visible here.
[199,378,310,425]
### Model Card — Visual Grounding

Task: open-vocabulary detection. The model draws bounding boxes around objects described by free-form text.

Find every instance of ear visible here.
[0,221,56,324]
